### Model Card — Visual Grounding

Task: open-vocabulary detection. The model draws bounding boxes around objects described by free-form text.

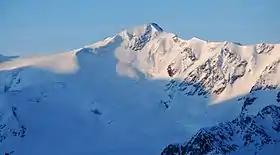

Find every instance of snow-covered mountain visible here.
[0,23,279,155]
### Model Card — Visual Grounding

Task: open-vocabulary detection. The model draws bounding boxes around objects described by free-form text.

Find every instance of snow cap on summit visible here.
[124,23,164,37]
[189,37,206,43]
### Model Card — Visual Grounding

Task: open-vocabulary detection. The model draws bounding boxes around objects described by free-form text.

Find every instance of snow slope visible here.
[0,23,280,155]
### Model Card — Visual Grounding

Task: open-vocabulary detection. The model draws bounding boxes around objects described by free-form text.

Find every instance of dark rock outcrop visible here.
[161,105,280,155]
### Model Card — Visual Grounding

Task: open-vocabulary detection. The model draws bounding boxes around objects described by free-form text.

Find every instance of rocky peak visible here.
[122,23,164,51]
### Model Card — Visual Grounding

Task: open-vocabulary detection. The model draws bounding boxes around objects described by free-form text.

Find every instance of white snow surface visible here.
[0,23,280,155]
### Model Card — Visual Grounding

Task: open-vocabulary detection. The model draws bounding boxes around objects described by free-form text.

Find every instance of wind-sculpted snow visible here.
[0,23,280,154]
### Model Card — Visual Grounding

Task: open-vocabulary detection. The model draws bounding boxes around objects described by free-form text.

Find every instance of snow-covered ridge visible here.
[3,23,278,102]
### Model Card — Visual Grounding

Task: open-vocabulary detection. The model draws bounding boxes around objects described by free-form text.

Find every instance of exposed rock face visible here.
[230,60,247,84]
[161,105,280,155]
[129,23,163,51]
[251,60,280,93]
[163,45,250,101]
[256,43,274,54]
[0,106,26,143]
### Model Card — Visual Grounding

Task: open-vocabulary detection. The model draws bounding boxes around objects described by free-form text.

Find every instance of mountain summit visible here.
[0,24,280,155]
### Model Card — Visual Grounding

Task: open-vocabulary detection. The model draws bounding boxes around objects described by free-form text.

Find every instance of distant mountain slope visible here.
[0,23,279,155]
[0,55,18,63]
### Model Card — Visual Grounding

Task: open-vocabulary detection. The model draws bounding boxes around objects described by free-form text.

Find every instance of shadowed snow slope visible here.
[0,23,280,155]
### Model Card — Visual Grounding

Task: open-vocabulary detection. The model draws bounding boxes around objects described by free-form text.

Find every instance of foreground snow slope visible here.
[0,23,280,155]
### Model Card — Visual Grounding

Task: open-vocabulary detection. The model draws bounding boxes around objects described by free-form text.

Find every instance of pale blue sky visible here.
[1,0,279,55]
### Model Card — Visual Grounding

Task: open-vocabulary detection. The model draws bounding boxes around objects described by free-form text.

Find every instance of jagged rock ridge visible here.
[161,103,280,155]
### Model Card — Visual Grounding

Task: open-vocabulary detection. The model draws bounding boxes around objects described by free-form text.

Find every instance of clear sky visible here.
[1,0,279,56]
